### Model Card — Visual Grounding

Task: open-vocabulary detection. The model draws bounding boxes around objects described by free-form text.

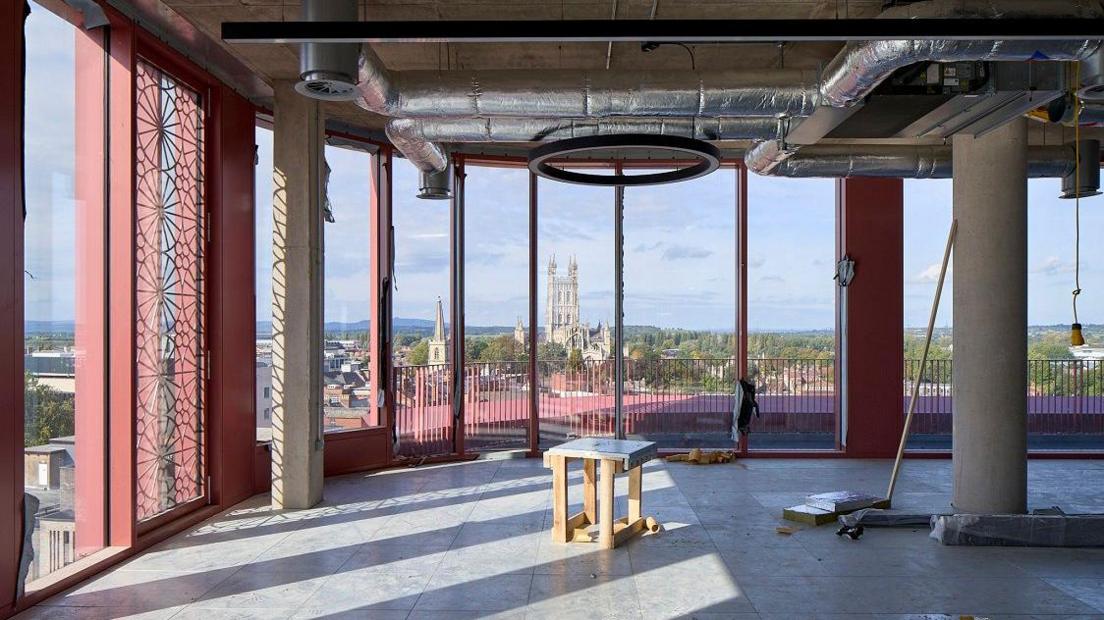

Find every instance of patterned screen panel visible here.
[134,60,207,522]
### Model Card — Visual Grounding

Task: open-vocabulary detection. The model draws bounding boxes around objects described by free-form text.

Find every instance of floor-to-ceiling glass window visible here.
[133,59,207,522]
[391,158,453,456]
[23,1,106,586]
[537,168,616,447]
[1027,177,1104,450]
[255,124,274,442]
[622,166,738,448]
[746,176,836,449]
[463,163,530,451]
[321,143,375,433]
[903,179,953,450]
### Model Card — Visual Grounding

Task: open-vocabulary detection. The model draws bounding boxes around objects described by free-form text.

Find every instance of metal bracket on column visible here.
[835,256,856,287]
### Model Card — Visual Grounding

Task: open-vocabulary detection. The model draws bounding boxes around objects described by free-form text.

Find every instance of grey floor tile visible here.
[190,567,328,610]
[1044,578,1104,612]
[413,571,532,612]
[740,575,1099,616]
[13,607,185,620]
[528,573,642,619]
[632,553,756,617]
[300,569,430,612]
[170,607,296,619]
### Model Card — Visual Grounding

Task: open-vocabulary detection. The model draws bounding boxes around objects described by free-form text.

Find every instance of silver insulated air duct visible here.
[296,0,360,101]
[1060,140,1102,198]
[766,145,1075,179]
[385,117,784,171]
[747,0,1103,176]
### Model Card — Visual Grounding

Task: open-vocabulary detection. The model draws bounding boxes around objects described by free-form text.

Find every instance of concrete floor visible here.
[15,457,1104,619]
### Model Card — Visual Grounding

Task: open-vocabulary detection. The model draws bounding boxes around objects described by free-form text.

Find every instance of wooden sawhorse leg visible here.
[599,458,616,549]
[551,454,569,543]
[583,458,597,526]
[628,464,642,522]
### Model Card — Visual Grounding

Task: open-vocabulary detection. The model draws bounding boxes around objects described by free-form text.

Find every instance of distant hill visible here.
[25,321,76,334]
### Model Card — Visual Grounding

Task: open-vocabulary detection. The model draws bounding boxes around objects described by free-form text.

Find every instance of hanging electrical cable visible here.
[1072,61,1086,347]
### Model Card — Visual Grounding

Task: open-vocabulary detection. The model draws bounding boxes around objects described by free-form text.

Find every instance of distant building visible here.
[25,350,76,394]
[514,316,526,346]
[256,362,272,431]
[428,297,448,364]
[1070,346,1104,365]
[545,255,611,361]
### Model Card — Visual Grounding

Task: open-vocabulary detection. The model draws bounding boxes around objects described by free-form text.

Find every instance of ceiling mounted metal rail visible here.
[222,18,1104,45]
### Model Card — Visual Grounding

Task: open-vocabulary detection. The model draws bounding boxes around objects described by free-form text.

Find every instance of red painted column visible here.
[206,85,258,508]
[2,3,27,612]
[106,15,137,547]
[73,23,108,557]
[836,177,904,458]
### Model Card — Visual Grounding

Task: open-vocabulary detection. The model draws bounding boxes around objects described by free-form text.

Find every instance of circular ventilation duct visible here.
[1077,49,1104,104]
[1060,139,1102,199]
[295,0,360,102]
[528,135,721,186]
[418,163,454,200]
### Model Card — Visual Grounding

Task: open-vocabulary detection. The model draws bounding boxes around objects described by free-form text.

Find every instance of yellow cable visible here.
[1074,62,1082,326]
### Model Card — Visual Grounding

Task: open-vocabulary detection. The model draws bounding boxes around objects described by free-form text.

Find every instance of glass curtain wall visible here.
[622,166,738,448]
[391,158,453,456]
[745,176,837,449]
[463,164,530,451]
[1026,179,1103,450]
[902,179,953,450]
[255,125,274,442]
[537,168,616,447]
[321,144,375,433]
[23,1,105,586]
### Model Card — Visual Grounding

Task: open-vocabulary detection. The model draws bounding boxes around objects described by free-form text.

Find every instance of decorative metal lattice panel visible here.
[134,60,207,522]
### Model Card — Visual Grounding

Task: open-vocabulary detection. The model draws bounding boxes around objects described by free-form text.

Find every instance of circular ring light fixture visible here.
[528,134,721,186]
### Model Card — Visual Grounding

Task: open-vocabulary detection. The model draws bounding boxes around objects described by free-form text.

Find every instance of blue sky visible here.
[25,2,1104,332]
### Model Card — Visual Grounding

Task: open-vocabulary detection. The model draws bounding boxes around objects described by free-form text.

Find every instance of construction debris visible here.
[838,508,938,529]
[775,526,798,535]
[645,516,662,533]
[931,513,1104,547]
[806,491,885,513]
[783,492,890,526]
[782,504,837,526]
[664,448,737,464]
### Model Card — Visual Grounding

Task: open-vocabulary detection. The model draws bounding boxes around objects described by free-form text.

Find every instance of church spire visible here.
[433,296,446,341]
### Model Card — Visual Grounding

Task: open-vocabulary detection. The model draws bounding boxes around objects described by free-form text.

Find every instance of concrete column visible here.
[952,118,1028,514]
[271,81,325,509]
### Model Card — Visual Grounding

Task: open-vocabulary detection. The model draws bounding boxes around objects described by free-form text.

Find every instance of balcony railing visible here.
[905,358,1104,447]
[393,357,1104,456]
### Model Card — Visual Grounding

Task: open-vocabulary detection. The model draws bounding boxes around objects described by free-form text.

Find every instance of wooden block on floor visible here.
[783,504,836,525]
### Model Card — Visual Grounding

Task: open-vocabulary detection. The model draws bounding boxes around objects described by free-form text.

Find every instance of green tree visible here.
[538,341,567,361]
[24,372,74,447]
[409,339,429,365]
[567,348,583,372]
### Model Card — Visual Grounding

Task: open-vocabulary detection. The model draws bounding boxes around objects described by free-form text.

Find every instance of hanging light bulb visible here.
[1072,322,1086,347]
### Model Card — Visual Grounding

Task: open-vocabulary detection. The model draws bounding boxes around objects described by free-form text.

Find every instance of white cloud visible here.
[910,262,949,283]
[1034,256,1074,276]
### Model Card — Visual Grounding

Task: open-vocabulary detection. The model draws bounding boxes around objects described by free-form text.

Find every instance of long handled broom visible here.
[886,218,957,503]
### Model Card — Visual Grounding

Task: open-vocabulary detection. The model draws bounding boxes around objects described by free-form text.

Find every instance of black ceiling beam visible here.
[222,18,1104,44]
